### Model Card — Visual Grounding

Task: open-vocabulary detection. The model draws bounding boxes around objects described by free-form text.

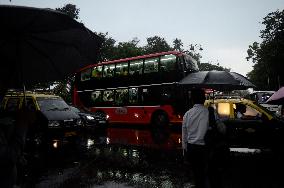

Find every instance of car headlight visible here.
[86,115,95,120]
[48,120,60,127]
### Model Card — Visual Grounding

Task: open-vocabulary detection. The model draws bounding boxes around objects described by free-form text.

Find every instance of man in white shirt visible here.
[182,89,210,188]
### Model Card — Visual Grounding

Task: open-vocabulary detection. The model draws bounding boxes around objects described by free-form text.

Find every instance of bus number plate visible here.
[115,107,127,115]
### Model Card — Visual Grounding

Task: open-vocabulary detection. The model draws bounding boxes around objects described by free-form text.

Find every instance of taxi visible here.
[205,98,284,150]
[1,91,82,150]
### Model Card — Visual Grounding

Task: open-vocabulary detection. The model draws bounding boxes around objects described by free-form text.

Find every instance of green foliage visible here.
[111,38,144,60]
[173,38,184,52]
[199,62,230,72]
[144,36,172,54]
[55,4,80,20]
[247,9,284,90]
[95,32,117,62]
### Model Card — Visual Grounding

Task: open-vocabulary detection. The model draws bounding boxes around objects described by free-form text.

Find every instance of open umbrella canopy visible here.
[0,5,102,89]
[179,71,255,90]
[266,87,284,105]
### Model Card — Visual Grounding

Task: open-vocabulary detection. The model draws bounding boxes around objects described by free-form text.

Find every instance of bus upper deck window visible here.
[116,62,128,76]
[129,60,143,75]
[92,66,103,78]
[103,64,115,78]
[81,68,91,81]
[144,57,158,73]
[160,54,176,72]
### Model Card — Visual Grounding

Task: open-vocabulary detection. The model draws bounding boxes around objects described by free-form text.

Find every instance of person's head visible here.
[190,88,206,105]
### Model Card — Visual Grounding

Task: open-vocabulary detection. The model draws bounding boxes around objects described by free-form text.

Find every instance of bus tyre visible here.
[151,112,170,144]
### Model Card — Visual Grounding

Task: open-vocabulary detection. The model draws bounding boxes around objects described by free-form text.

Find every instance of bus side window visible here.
[160,54,176,72]
[81,68,91,81]
[116,62,128,76]
[92,66,103,78]
[103,64,115,78]
[91,91,103,105]
[144,57,159,74]
[129,88,139,105]
[160,87,173,104]
[141,87,157,105]
[115,89,128,106]
[103,90,114,106]
[129,60,143,75]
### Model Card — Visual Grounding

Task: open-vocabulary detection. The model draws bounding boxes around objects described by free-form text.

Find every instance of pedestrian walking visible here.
[182,89,210,188]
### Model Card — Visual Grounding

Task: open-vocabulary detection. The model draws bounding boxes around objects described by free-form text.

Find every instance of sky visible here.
[1,0,284,76]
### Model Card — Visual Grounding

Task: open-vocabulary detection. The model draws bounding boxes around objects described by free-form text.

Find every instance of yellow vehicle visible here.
[1,91,82,150]
[205,98,284,150]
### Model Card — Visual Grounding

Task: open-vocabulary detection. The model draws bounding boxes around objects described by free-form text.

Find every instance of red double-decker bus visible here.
[72,51,198,128]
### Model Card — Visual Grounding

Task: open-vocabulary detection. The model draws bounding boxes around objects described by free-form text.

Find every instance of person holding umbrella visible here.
[182,88,211,188]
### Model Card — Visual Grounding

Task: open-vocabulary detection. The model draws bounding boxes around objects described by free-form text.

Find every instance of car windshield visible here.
[36,97,70,111]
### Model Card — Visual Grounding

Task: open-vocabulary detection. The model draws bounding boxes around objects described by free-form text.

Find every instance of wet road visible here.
[23,127,284,188]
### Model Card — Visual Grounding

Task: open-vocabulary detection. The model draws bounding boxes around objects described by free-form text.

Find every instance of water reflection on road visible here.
[33,127,193,188]
[31,127,284,188]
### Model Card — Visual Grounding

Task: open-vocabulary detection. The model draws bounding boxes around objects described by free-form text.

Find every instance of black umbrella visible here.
[179,71,255,90]
[0,5,102,90]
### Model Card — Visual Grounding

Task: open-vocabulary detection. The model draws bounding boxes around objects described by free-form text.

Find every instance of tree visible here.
[246,9,284,90]
[55,4,80,20]
[183,43,203,66]
[112,38,144,60]
[144,36,172,54]
[173,38,184,52]
[199,62,230,72]
[95,32,117,62]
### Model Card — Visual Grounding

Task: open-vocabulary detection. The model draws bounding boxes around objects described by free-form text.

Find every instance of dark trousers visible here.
[187,143,210,188]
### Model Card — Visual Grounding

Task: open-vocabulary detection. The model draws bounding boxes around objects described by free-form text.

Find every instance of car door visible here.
[226,102,268,148]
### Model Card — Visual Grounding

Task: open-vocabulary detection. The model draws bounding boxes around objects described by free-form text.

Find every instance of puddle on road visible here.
[59,145,194,188]
[28,127,284,188]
